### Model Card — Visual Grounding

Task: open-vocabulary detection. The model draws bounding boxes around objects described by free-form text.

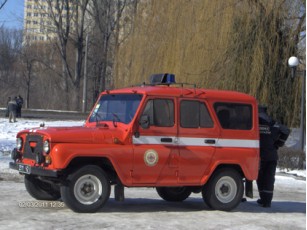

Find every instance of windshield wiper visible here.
[112,113,120,127]
[94,113,108,127]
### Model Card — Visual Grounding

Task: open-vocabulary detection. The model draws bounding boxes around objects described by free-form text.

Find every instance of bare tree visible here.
[89,0,136,93]
[0,26,22,106]
[90,0,116,93]
[19,43,41,109]
[45,0,90,111]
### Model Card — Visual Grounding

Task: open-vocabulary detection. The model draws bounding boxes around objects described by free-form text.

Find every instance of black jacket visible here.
[259,114,279,161]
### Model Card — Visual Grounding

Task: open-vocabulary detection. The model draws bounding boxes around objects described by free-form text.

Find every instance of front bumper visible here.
[9,162,59,177]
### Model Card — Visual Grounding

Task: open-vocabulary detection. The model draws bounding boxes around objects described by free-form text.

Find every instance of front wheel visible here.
[156,187,191,202]
[60,165,110,213]
[202,169,243,211]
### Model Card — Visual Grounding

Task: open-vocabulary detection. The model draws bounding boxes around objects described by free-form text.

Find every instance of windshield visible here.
[89,94,143,124]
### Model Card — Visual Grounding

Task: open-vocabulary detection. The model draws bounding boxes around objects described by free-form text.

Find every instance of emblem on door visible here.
[144,149,159,167]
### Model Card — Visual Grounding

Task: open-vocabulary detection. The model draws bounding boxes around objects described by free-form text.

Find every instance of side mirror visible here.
[139,115,150,129]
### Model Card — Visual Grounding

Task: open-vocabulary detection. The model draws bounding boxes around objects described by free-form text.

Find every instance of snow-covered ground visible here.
[0,118,85,174]
[0,117,305,229]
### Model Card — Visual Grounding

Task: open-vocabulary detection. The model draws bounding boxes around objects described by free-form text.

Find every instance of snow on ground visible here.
[0,117,306,229]
[0,118,84,174]
[0,118,84,154]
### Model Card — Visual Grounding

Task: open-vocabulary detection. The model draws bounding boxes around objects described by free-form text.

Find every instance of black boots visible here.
[257,198,271,208]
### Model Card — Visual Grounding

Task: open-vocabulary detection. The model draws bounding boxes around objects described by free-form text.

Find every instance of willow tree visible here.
[216,0,305,126]
[115,0,305,126]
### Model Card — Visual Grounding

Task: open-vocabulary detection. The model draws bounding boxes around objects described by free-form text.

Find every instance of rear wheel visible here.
[202,169,243,211]
[60,165,110,213]
[24,175,60,200]
[156,187,191,202]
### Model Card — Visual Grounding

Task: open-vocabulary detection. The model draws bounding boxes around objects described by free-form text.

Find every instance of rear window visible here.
[214,103,252,130]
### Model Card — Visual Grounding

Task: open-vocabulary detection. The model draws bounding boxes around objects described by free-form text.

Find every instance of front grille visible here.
[23,135,44,162]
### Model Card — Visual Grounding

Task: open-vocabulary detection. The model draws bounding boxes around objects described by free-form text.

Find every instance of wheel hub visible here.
[220,184,229,194]
[81,182,94,196]
[74,175,103,205]
[215,176,237,203]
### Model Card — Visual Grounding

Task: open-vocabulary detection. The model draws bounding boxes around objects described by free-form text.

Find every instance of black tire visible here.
[24,175,61,200]
[156,187,191,202]
[202,168,243,211]
[60,165,110,213]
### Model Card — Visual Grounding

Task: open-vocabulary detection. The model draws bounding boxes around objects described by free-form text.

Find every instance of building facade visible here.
[23,0,79,44]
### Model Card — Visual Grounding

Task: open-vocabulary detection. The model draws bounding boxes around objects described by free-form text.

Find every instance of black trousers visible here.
[256,160,277,205]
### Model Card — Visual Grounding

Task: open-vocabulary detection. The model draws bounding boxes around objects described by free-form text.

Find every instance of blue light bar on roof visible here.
[150,73,176,85]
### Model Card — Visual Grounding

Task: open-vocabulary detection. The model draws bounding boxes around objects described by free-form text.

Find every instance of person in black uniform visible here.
[257,105,289,208]
[16,95,24,118]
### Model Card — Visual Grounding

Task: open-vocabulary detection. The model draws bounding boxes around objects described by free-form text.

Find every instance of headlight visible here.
[43,140,50,154]
[16,138,23,150]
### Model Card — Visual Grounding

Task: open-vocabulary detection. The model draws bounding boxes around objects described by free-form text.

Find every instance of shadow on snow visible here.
[97,197,306,214]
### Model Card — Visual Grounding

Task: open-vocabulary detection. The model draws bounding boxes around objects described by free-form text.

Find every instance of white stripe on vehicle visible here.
[132,136,259,148]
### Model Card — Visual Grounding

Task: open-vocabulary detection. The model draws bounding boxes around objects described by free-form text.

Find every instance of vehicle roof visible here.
[103,85,256,102]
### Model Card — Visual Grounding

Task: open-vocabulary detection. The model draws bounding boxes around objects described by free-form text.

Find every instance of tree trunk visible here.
[62,64,70,110]
[71,84,80,111]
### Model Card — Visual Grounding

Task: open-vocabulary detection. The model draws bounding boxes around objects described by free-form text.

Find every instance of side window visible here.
[214,103,252,130]
[142,99,174,127]
[180,100,213,128]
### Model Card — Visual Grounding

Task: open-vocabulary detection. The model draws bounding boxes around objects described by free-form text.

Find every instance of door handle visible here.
[205,139,216,144]
[161,138,173,143]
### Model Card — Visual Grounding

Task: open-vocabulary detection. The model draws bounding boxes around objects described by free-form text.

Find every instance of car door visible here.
[132,97,179,184]
[177,99,219,184]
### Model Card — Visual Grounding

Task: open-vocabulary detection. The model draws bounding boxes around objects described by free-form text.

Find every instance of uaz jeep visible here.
[10,74,259,213]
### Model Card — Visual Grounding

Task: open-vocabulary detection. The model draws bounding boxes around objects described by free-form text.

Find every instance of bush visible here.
[278,147,306,170]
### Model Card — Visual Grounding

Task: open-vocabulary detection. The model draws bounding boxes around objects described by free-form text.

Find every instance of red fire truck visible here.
[10,74,259,213]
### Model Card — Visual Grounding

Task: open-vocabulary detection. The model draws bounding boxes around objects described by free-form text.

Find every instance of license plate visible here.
[18,164,31,174]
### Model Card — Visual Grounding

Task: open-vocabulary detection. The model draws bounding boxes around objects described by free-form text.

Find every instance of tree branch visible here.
[0,0,8,10]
